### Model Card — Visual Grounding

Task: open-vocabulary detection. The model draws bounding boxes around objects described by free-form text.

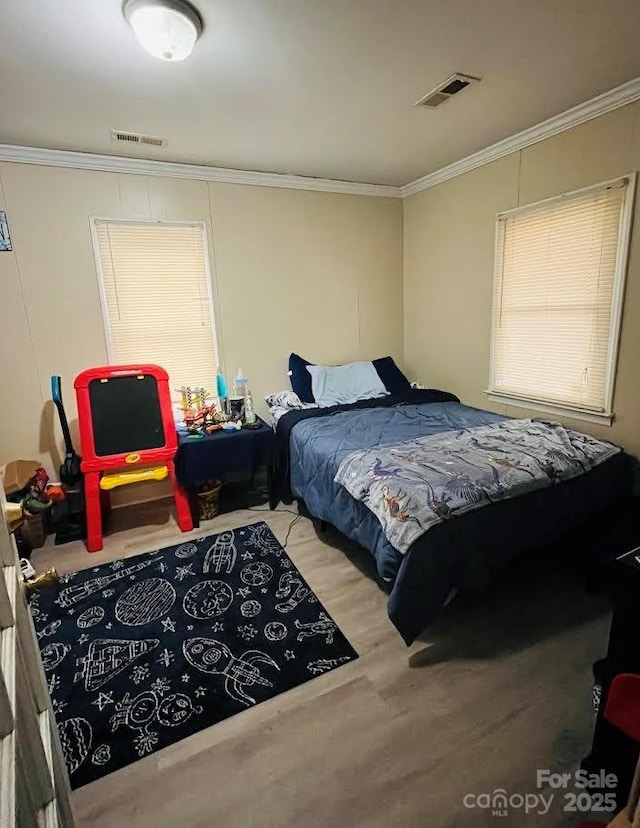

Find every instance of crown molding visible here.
[401,75,640,197]
[1,76,639,200]
[0,143,401,198]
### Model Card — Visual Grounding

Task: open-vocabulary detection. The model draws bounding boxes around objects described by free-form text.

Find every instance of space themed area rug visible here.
[30,521,358,789]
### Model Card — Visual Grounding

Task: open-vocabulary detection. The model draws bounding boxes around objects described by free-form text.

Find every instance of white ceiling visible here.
[2,0,640,187]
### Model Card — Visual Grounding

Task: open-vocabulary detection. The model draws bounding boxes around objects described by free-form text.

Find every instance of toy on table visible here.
[222,421,241,432]
[177,385,228,436]
[176,377,255,435]
[74,364,193,553]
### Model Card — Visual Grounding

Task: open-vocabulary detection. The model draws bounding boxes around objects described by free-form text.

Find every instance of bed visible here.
[275,390,632,644]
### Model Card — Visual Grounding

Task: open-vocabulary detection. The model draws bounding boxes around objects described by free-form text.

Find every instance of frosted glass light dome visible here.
[125,0,202,62]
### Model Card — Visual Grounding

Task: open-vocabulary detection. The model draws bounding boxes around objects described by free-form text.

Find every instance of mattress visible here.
[277,393,632,644]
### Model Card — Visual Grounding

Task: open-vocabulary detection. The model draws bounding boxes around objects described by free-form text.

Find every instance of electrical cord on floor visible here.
[246,505,303,549]
[246,506,300,517]
[281,514,303,549]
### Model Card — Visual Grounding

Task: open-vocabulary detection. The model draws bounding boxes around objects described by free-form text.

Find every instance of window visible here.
[91,219,219,392]
[488,175,635,424]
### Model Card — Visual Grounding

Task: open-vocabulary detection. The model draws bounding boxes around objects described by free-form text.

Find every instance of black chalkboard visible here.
[88,375,165,457]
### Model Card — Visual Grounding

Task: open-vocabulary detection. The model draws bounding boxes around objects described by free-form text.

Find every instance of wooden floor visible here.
[32,499,612,828]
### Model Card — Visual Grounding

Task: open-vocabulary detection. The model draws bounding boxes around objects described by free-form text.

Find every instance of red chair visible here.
[577,673,640,828]
[74,364,193,552]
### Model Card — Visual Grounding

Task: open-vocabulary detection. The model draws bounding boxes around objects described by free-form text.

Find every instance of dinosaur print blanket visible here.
[334,418,621,554]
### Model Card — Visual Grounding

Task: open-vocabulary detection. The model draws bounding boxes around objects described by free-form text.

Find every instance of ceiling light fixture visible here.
[124,0,203,62]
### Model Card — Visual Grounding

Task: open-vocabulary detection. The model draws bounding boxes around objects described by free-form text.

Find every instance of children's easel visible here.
[74,364,192,552]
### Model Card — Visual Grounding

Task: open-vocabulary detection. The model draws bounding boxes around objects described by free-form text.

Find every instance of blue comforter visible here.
[288,399,505,579]
[278,395,631,643]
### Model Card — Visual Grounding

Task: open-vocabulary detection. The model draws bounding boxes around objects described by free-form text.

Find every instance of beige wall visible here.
[404,102,640,455]
[0,164,403,500]
[3,98,639,510]
[208,183,403,395]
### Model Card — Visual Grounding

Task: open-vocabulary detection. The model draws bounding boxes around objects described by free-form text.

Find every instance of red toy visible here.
[74,364,193,552]
[576,674,640,828]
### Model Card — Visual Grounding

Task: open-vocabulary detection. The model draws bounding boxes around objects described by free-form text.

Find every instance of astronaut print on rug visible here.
[31,522,358,789]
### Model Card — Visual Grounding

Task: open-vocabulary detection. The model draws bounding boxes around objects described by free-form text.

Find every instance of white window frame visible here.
[486,173,636,426]
[89,217,220,374]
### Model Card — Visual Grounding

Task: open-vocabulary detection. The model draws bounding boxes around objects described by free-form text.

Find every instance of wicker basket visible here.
[196,480,222,521]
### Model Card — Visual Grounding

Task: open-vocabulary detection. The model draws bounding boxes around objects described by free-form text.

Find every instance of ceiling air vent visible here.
[110,130,167,147]
[415,73,481,108]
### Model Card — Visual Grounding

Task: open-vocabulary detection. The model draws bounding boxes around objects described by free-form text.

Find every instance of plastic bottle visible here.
[244,388,256,424]
[216,367,228,401]
[233,369,248,398]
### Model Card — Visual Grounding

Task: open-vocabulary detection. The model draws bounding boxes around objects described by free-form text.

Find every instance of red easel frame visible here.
[74,364,193,552]
[74,364,178,470]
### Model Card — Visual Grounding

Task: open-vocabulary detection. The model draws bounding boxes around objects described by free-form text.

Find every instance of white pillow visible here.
[307,361,389,407]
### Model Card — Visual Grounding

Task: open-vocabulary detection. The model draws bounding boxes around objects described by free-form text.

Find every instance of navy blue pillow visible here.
[372,357,412,395]
[288,353,411,402]
[288,353,315,402]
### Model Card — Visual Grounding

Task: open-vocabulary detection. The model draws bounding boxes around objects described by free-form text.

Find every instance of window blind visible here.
[93,220,218,394]
[490,179,630,414]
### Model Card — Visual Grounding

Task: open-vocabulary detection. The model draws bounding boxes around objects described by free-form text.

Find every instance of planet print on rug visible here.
[182,579,233,619]
[77,605,104,629]
[115,578,176,626]
[31,522,358,789]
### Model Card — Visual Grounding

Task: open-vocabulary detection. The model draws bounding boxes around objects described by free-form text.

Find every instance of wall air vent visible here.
[110,130,167,147]
[415,73,481,108]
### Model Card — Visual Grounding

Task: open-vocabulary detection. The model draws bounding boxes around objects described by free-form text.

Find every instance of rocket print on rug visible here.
[31,522,358,789]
